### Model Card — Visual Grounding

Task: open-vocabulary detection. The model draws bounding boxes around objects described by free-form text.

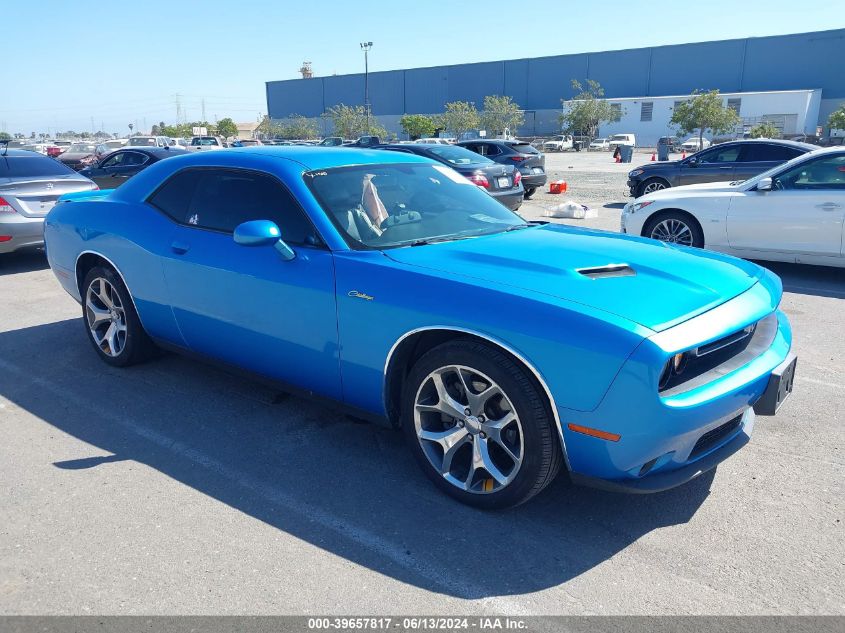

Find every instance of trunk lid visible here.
[0,176,96,217]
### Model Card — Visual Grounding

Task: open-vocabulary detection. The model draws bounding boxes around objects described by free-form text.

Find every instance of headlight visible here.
[628,169,644,177]
[658,352,690,390]
[628,200,654,213]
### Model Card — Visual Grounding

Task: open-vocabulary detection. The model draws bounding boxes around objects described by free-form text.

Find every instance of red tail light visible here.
[509,156,526,162]
[513,170,522,187]
[0,236,11,242]
[467,173,489,188]
[0,197,15,214]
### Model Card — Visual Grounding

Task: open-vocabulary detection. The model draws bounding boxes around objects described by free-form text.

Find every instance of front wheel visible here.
[637,178,669,197]
[524,187,536,199]
[401,340,562,509]
[643,211,704,248]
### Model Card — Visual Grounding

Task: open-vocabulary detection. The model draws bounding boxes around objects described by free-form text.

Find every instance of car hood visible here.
[632,160,681,172]
[59,152,94,161]
[384,224,763,332]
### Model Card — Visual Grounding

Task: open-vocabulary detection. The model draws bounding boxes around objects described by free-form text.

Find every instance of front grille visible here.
[690,414,743,459]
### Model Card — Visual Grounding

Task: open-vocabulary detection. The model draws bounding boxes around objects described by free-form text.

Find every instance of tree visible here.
[399,113,435,140]
[829,104,845,131]
[440,101,479,139]
[479,95,524,137]
[216,117,238,139]
[322,104,386,139]
[0,132,10,141]
[559,79,621,139]
[671,90,740,147]
[276,114,319,140]
[748,121,780,139]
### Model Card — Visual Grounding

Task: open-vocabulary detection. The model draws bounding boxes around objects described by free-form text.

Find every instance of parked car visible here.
[78,147,188,190]
[128,135,171,148]
[168,138,188,149]
[542,134,573,152]
[187,136,226,150]
[0,148,96,254]
[458,139,547,198]
[377,143,524,210]
[95,139,129,159]
[657,136,683,152]
[344,135,381,147]
[318,137,344,147]
[57,142,100,170]
[607,134,636,152]
[43,146,796,508]
[238,139,264,146]
[626,139,814,197]
[682,137,711,152]
[589,138,610,151]
[21,143,51,155]
[621,147,845,267]
[415,138,450,145]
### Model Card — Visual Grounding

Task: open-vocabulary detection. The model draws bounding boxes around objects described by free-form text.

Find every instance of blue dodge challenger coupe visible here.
[44,147,797,508]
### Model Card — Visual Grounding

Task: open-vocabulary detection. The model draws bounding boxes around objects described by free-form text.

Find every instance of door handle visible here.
[718,166,732,170]
[170,241,190,254]
[816,203,842,211]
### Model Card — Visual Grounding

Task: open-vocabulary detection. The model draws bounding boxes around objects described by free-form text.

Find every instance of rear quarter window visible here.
[507,142,538,155]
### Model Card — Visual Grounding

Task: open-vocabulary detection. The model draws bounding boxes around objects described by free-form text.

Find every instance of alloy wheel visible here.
[650,218,693,246]
[643,181,666,194]
[413,365,524,494]
[85,277,127,357]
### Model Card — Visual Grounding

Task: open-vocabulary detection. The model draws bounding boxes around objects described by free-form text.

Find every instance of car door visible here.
[734,143,805,182]
[727,152,845,257]
[678,144,742,185]
[95,150,149,188]
[152,167,342,399]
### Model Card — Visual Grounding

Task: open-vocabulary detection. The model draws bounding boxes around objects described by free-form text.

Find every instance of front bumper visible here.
[559,280,793,493]
[0,215,46,254]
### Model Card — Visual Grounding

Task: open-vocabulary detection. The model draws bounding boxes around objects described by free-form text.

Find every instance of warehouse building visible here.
[265,29,845,143]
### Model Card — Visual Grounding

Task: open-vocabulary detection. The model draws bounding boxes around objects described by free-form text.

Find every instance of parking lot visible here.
[0,149,843,616]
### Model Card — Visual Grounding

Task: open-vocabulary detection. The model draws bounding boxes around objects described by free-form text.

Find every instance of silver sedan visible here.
[0,148,97,254]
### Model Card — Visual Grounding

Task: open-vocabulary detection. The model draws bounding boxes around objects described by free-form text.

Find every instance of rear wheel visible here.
[401,340,562,509]
[643,211,704,248]
[524,187,536,199]
[82,266,155,367]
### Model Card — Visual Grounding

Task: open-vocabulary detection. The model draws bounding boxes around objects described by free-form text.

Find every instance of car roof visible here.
[177,146,433,170]
[115,147,189,157]
[1,149,57,158]
[714,138,816,151]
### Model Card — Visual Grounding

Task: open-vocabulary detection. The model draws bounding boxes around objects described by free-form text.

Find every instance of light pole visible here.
[360,41,373,135]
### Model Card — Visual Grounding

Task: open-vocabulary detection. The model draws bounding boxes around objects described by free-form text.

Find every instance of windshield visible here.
[305,163,524,249]
[68,143,97,153]
[0,155,76,177]
[737,149,830,188]
[610,135,628,142]
[427,145,492,165]
[191,137,218,146]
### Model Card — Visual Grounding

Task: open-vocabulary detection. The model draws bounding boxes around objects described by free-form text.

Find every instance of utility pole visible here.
[360,41,373,135]
[201,98,206,122]
[175,93,182,122]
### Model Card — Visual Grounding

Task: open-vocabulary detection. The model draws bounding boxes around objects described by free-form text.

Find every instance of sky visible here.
[1,0,841,135]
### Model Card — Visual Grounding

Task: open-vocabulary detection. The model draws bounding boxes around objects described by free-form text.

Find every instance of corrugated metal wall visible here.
[266,29,845,119]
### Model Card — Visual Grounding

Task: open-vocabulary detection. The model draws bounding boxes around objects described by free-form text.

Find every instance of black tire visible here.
[636,177,670,198]
[401,339,562,509]
[81,266,156,367]
[524,187,536,199]
[642,211,704,248]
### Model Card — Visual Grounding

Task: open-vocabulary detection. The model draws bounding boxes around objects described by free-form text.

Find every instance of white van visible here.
[607,134,636,151]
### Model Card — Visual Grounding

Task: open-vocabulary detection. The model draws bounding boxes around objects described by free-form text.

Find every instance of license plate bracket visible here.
[497,176,509,188]
[753,353,797,416]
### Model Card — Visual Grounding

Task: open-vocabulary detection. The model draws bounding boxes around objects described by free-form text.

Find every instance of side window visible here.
[147,169,204,223]
[121,152,148,167]
[698,146,740,163]
[774,154,845,191]
[463,144,481,154]
[185,169,316,244]
[740,144,802,163]
[483,144,501,157]
[101,153,125,168]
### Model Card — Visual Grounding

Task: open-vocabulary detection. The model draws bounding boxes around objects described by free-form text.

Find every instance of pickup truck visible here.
[542,134,574,152]
[186,136,227,151]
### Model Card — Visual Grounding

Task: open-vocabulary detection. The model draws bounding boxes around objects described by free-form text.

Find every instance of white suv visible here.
[607,134,636,152]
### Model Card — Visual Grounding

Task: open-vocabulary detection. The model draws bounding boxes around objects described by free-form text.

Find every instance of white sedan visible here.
[621,147,845,268]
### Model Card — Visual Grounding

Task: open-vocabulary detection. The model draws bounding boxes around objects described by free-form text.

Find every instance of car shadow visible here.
[602,202,626,209]
[0,318,715,600]
[755,260,845,300]
[0,249,48,275]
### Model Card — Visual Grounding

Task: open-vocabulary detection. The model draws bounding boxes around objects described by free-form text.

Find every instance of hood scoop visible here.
[577,263,636,279]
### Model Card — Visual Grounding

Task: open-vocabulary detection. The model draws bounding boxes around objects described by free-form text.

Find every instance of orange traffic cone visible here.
[681,150,686,159]
[650,152,656,161]
[615,154,621,163]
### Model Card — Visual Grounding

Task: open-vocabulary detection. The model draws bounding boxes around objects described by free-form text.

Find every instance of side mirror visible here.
[757,177,773,192]
[686,156,698,166]
[233,220,295,260]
